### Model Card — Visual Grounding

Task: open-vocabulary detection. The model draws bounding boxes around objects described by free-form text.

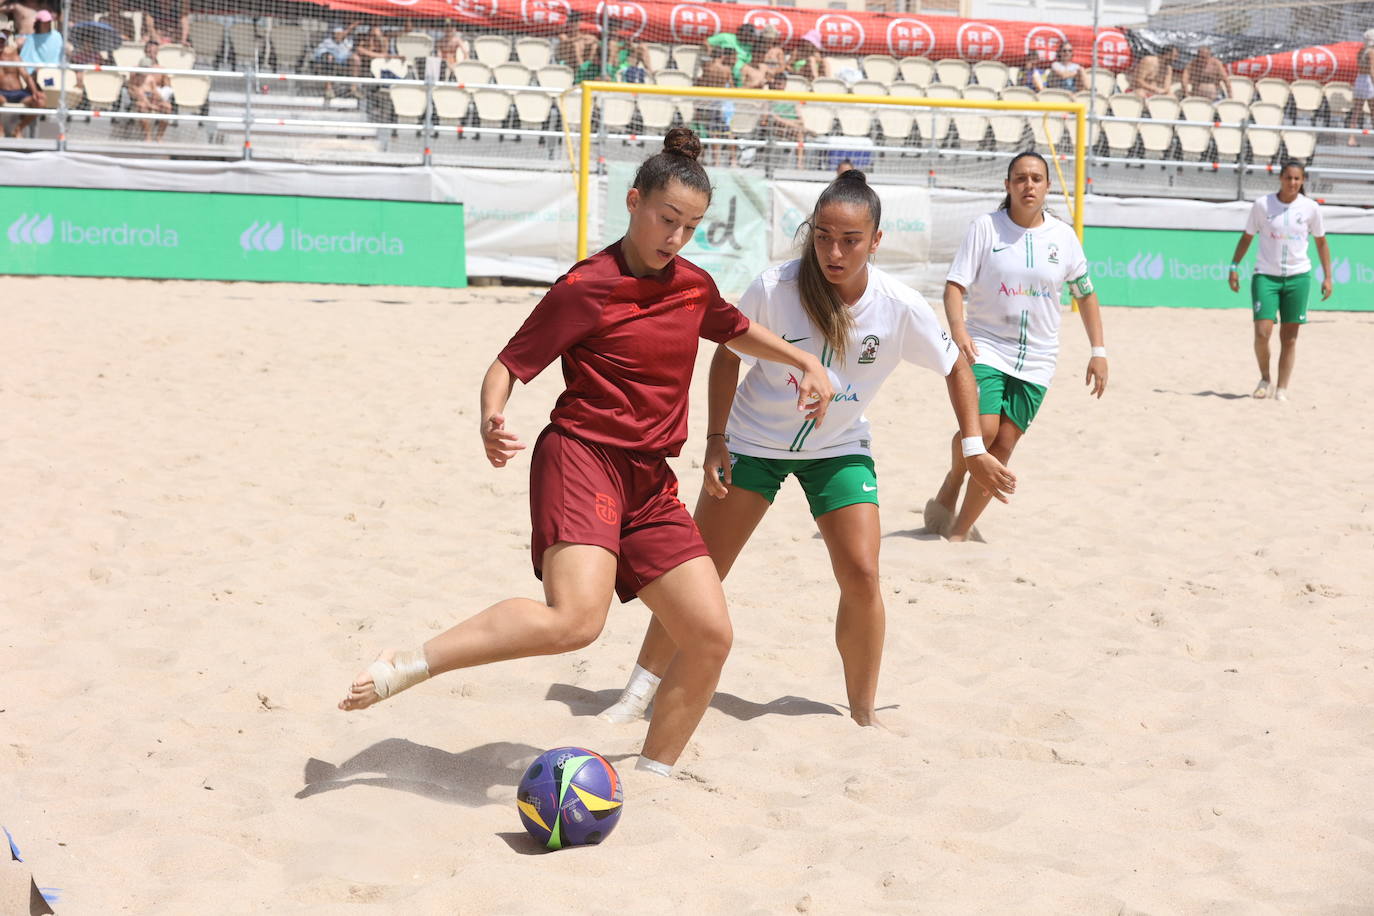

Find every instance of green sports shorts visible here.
[973,362,1047,433]
[1252,271,1310,325]
[727,452,878,518]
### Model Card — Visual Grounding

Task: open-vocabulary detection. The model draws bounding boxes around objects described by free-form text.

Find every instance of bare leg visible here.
[635,555,733,766]
[814,502,884,726]
[1276,322,1300,391]
[948,418,1023,542]
[1253,318,1275,392]
[339,542,617,710]
[934,414,1001,515]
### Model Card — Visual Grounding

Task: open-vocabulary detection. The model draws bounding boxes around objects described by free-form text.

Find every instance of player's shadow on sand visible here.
[1154,387,1251,400]
[296,738,539,806]
[545,683,842,721]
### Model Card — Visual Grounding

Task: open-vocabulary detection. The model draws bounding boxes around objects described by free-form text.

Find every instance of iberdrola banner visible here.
[313,0,1134,69]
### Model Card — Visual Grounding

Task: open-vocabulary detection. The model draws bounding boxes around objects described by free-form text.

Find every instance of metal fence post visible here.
[243,64,255,160]
[422,66,435,167]
[1236,117,1249,200]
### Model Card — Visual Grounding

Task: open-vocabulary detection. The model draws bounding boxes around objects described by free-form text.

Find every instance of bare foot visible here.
[338,649,397,711]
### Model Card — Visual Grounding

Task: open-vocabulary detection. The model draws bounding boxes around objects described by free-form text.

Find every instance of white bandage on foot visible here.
[367,649,430,700]
[634,756,673,777]
[598,665,661,724]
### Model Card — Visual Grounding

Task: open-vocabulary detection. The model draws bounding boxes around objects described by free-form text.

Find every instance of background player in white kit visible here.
[600,170,1015,729]
[926,151,1108,543]
[1226,161,1332,401]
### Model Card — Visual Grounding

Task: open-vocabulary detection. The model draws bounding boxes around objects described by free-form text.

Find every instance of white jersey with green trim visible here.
[947,210,1089,388]
[1246,193,1324,278]
[724,260,958,461]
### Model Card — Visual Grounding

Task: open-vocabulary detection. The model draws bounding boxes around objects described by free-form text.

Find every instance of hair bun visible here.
[837,168,868,184]
[663,127,702,161]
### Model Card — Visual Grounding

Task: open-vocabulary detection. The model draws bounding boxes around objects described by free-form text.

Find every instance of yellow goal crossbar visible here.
[570,80,1087,261]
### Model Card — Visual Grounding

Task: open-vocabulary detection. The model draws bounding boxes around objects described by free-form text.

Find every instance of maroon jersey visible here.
[498,241,750,457]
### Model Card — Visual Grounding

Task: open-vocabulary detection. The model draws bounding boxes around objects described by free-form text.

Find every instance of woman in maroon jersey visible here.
[340,129,833,778]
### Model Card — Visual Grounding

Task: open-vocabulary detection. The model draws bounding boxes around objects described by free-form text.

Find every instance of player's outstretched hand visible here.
[481,413,525,467]
[702,436,732,500]
[797,363,835,427]
[966,453,1015,504]
[1228,271,1240,293]
[1086,356,1108,398]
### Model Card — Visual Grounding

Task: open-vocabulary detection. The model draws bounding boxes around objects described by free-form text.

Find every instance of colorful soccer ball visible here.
[516,746,624,850]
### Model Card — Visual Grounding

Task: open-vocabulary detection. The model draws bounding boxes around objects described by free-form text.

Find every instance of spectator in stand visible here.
[555,13,599,83]
[0,30,42,136]
[761,68,807,165]
[1348,29,1374,147]
[311,23,362,99]
[355,24,390,76]
[792,29,825,82]
[706,23,758,85]
[738,50,768,89]
[610,26,648,83]
[1182,46,1231,99]
[1020,52,1049,92]
[694,44,733,164]
[129,37,172,141]
[0,1,56,37]
[124,0,188,45]
[760,26,786,80]
[16,7,60,77]
[1130,45,1179,97]
[437,24,467,76]
[1047,43,1085,91]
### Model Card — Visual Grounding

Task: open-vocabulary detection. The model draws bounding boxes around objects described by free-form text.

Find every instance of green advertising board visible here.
[1084,226,1370,312]
[2,187,466,288]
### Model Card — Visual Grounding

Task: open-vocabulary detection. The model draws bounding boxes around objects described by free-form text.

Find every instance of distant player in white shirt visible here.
[927,151,1108,542]
[600,170,1015,729]
[1226,162,1332,401]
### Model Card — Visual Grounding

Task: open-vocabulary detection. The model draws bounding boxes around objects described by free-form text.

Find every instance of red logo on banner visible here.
[1291,46,1338,80]
[450,0,498,21]
[1234,54,1273,78]
[670,4,720,42]
[522,0,569,26]
[743,8,794,44]
[1024,25,1066,58]
[885,18,936,57]
[815,14,865,53]
[1094,29,1131,70]
[956,22,1003,60]
[598,1,648,37]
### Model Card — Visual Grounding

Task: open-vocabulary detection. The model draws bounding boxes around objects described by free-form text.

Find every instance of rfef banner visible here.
[1,187,467,287]
[1228,40,1362,83]
[1085,226,1372,311]
[604,162,767,296]
[316,0,1132,69]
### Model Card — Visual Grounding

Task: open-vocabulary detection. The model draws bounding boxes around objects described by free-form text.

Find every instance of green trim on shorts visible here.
[727,452,878,518]
[1251,271,1310,325]
[972,362,1047,432]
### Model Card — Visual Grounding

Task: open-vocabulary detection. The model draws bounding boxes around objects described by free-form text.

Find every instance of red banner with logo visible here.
[1229,41,1361,83]
[315,0,1135,70]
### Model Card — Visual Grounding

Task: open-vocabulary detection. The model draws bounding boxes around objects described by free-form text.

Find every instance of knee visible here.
[834,558,881,598]
[1279,327,1300,345]
[550,607,608,653]
[990,425,1021,459]
[681,614,733,667]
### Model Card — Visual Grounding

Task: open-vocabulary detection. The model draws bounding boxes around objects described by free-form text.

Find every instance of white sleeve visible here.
[1244,198,1265,236]
[946,218,986,290]
[726,274,767,365]
[1309,201,1325,238]
[1064,229,1090,284]
[901,296,960,376]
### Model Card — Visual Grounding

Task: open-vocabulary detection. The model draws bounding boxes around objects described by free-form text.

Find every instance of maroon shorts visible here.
[529,426,708,603]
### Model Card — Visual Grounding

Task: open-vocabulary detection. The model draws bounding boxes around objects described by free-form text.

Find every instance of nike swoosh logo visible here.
[992,246,1011,253]
[862,483,877,492]
[782,335,810,344]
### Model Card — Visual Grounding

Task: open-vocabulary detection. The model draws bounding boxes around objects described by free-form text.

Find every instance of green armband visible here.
[1068,274,1094,298]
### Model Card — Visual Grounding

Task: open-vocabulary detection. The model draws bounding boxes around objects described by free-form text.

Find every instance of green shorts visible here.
[1252,272,1310,324]
[727,452,878,518]
[973,362,1047,432]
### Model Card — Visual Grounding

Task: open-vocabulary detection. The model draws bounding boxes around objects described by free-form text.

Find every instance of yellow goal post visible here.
[570,81,1087,262]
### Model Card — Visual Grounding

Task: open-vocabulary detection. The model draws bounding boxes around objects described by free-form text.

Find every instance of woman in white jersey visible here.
[1227,161,1333,401]
[926,151,1108,543]
[600,170,1016,728]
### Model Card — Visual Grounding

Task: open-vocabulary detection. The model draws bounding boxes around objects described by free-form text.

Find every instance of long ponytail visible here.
[796,169,881,365]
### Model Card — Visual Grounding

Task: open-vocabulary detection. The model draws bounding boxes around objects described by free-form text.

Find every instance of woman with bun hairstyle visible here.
[340,129,834,778]
[927,151,1107,542]
[599,169,1015,729]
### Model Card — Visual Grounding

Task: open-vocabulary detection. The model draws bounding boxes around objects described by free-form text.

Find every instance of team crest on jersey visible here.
[858,335,880,364]
[1047,243,1060,264]
[594,492,619,525]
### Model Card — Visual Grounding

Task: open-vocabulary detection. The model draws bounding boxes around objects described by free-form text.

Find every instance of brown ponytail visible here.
[632,127,712,200]
[796,169,880,365]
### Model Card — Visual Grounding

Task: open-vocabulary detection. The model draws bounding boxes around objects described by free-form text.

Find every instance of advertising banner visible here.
[1084,226,1372,311]
[315,0,1130,68]
[1,187,466,287]
[1228,40,1362,83]
[604,162,767,296]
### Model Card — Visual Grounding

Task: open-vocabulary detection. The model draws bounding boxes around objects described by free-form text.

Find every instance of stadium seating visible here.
[1289,80,1323,122]
[1101,119,1138,157]
[493,62,533,87]
[1248,101,1283,127]
[514,90,553,130]
[451,60,493,85]
[473,87,512,128]
[652,69,692,88]
[266,23,308,73]
[394,32,434,63]
[972,61,1011,91]
[898,57,935,87]
[811,77,849,95]
[170,74,211,115]
[1254,78,1290,110]
[1228,76,1256,105]
[388,84,428,123]
[1247,124,1280,160]
[1212,124,1243,159]
[1107,93,1143,119]
[535,65,573,90]
[187,17,226,66]
[851,80,888,98]
[934,59,971,88]
[1324,82,1353,125]
[1175,122,1210,159]
[112,44,143,68]
[473,35,513,66]
[830,55,861,75]
[643,43,671,72]
[432,84,471,125]
[82,71,126,112]
[671,45,701,76]
[229,20,259,68]
[638,95,675,132]
[515,37,553,69]
[862,55,899,84]
[1282,129,1316,161]
[1145,94,1180,121]
[1137,121,1173,158]
[1179,96,1214,123]
[36,68,83,108]
[1213,99,1248,125]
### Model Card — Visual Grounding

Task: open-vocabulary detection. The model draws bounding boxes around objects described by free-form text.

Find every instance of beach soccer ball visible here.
[516,746,624,850]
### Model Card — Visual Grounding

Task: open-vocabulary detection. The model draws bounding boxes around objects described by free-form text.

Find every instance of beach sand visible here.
[3,276,1373,914]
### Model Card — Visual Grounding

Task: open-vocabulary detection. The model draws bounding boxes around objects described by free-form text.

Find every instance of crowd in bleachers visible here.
[2,4,1371,168]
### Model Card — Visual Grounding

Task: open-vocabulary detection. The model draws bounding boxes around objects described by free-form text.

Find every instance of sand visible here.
[3,276,1373,914]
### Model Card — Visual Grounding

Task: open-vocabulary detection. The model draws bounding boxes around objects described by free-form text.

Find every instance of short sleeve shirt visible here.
[947,210,1089,387]
[498,241,750,457]
[724,261,958,460]
[1245,193,1324,277]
